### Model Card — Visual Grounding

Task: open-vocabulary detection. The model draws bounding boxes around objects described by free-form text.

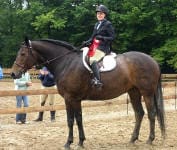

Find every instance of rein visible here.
[35,51,74,67]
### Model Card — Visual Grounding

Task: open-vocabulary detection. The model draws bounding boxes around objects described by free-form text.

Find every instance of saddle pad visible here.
[99,53,117,72]
[82,48,117,72]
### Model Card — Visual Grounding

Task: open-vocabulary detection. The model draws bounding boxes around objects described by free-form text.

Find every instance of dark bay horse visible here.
[11,37,165,149]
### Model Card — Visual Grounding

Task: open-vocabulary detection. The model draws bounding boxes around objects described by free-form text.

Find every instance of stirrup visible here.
[91,78,103,87]
[95,81,103,87]
[91,78,97,85]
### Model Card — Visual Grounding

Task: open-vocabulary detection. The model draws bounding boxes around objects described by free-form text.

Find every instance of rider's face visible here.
[96,12,106,21]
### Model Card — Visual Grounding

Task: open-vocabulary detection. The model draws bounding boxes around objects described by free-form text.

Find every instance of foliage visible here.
[152,39,177,72]
[32,9,67,37]
[0,0,176,73]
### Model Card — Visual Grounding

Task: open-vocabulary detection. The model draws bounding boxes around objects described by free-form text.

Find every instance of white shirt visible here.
[14,72,31,90]
[97,21,102,30]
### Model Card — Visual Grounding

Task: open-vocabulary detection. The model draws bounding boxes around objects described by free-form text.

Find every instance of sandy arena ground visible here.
[0,81,177,150]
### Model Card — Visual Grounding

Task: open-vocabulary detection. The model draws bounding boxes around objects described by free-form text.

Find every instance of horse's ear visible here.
[24,36,30,46]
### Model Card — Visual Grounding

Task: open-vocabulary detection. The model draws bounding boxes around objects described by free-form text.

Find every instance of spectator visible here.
[14,71,32,124]
[0,65,3,80]
[34,67,56,122]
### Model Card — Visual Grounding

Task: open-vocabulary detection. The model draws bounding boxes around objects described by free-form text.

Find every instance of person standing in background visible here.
[14,71,32,124]
[34,66,56,122]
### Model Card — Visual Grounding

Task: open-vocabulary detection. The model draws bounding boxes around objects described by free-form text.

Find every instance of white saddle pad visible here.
[82,47,117,72]
[100,53,117,72]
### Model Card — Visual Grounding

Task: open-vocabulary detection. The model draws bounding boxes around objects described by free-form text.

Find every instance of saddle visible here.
[82,47,117,73]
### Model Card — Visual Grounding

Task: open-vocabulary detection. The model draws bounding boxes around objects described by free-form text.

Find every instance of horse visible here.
[11,37,165,149]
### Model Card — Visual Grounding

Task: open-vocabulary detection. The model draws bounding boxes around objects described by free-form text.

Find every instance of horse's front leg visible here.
[74,101,86,147]
[64,100,86,149]
[64,100,74,149]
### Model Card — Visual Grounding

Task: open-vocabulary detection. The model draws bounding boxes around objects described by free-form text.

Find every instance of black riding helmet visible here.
[96,5,109,16]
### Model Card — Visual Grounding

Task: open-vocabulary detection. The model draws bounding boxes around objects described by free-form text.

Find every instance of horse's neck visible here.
[33,41,84,80]
[54,53,83,81]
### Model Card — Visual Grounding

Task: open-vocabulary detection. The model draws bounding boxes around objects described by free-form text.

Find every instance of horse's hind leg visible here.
[143,95,156,144]
[128,88,144,143]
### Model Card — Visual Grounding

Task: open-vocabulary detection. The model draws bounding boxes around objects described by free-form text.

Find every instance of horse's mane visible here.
[39,39,77,51]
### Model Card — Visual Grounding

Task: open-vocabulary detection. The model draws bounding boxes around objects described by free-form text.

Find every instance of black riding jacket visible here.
[89,19,115,55]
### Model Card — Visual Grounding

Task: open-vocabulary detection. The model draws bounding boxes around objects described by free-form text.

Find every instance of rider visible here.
[83,4,115,87]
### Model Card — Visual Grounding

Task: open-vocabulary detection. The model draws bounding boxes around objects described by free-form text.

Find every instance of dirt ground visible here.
[0,81,177,150]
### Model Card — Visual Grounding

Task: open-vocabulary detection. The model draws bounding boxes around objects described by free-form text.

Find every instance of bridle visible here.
[14,40,76,72]
[14,41,34,73]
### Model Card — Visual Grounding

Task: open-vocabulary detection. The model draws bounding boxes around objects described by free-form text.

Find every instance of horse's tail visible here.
[154,75,166,139]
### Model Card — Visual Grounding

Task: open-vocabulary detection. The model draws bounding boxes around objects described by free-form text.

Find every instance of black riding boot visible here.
[21,113,27,123]
[91,61,103,87]
[34,112,43,121]
[50,111,56,122]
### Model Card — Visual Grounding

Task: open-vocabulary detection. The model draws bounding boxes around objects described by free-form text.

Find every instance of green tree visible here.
[0,0,23,67]
[31,9,66,38]
[0,0,177,73]
[151,0,177,72]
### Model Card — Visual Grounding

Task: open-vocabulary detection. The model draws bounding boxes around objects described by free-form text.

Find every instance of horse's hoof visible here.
[77,141,84,149]
[146,139,152,145]
[129,137,138,144]
[64,143,71,150]
[64,146,70,150]
[128,141,135,145]
[76,145,84,150]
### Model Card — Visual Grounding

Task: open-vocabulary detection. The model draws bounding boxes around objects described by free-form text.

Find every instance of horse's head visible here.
[11,37,37,79]
[11,37,79,79]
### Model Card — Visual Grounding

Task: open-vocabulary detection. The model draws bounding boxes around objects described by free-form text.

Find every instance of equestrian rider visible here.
[83,4,115,87]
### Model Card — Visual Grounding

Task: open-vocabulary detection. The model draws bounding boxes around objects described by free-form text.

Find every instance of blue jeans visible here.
[16,95,29,122]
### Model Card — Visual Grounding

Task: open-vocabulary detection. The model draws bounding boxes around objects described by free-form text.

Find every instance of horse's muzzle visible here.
[11,72,22,79]
[11,72,17,79]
